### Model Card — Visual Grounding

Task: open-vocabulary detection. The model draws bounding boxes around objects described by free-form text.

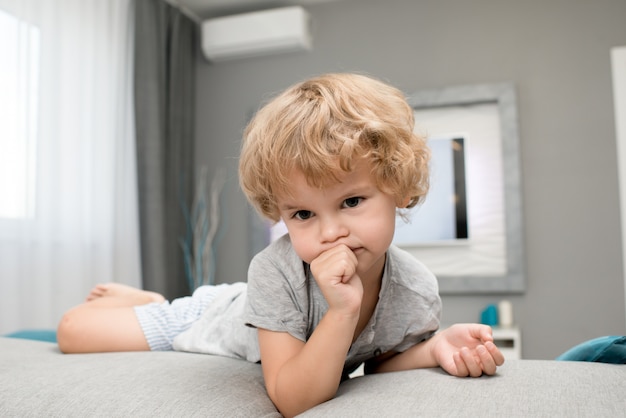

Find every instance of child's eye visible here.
[343,197,363,208]
[293,210,313,220]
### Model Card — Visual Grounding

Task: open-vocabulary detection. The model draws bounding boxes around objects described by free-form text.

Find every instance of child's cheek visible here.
[288,235,316,265]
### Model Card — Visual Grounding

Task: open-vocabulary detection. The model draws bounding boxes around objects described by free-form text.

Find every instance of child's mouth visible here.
[351,247,364,254]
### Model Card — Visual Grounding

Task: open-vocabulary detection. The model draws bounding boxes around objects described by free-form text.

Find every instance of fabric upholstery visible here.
[0,338,279,417]
[2,337,625,417]
[299,360,626,417]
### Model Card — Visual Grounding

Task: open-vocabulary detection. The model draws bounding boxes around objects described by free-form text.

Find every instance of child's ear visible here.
[399,197,411,208]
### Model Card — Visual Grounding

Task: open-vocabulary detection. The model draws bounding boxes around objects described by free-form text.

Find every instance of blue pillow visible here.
[4,329,57,343]
[556,335,626,364]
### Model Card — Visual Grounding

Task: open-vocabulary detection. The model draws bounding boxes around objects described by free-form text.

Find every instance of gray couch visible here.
[1,337,624,417]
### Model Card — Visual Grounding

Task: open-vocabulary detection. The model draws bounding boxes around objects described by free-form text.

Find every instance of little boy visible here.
[58,73,503,417]
[238,73,503,416]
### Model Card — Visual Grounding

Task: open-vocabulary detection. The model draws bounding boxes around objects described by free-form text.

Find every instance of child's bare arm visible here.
[257,308,358,418]
[258,245,364,417]
[370,323,504,377]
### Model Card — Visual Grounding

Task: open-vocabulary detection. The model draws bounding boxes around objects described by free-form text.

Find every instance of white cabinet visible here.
[492,326,522,360]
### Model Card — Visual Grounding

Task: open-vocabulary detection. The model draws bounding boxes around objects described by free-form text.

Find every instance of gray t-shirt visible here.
[245,235,441,375]
[173,235,441,375]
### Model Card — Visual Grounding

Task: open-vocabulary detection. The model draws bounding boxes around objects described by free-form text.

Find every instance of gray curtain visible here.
[134,0,197,299]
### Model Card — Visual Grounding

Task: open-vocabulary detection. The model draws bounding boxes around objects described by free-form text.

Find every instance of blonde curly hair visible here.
[239,73,430,222]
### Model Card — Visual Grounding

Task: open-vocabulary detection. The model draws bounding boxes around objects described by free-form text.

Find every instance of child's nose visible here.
[319,215,349,243]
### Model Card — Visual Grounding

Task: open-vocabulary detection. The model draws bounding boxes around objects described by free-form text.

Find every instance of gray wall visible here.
[193,0,626,360]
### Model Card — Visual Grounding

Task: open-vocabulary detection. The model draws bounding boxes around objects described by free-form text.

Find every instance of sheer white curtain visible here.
[0,0,141,335]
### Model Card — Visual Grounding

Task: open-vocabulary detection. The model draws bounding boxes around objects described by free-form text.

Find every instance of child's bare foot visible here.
[86,283,165,304]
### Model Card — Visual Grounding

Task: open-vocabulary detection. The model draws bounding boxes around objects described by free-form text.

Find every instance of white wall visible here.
[612,46,626,327]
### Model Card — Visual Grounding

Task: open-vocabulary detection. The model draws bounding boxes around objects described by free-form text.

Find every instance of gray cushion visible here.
[300,360,626,417]
[2,337,625,417]
[0,337,280,417]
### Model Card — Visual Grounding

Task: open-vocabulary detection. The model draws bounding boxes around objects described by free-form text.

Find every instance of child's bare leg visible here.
[85,283,165,304]
[57,283,165,354]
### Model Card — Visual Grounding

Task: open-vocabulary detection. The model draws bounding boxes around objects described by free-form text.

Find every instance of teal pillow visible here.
[556,336,626,364]
[5,329,57,343]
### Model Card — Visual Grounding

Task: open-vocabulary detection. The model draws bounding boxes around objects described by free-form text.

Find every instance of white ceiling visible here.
[171,0,340,20]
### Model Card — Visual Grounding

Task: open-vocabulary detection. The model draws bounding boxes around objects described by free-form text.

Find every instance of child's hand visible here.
[309,244,363,314]
[431,324,505,377]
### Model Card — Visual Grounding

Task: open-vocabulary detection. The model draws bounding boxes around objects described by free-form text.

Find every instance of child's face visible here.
[275,160,398,282]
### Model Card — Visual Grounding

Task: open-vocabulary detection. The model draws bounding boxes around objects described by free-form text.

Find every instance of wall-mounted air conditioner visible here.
[201,6,312,62]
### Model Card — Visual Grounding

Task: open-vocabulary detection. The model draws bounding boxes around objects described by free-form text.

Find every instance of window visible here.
[0,8,39,219]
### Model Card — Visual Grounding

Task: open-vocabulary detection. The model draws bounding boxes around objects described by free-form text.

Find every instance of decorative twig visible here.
[179,166,225,291]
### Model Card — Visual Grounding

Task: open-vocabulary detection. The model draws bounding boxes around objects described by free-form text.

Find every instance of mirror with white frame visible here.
[401,83,525,293]
[247,83,525,294]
